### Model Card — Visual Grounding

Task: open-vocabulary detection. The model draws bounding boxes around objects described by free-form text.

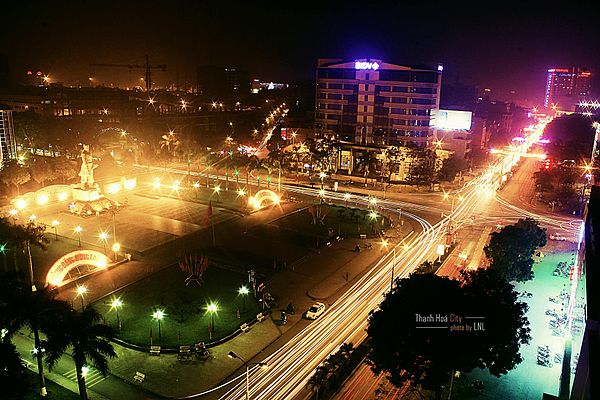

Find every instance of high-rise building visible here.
[315,58,442,148]
[544,67,592,110]
[0,105,17,165]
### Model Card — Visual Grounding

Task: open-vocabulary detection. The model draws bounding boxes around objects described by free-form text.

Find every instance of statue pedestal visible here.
[72,187,101,202]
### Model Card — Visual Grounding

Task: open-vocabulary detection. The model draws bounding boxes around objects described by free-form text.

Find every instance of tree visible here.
[52,156,78,183]
[29,157,58,187]
[44,306,117,400]
[437,155,468,182]
[367,274,468,398]
[0,160,31,195]
[460,268,531,376]
[484,218,547,282]
[0,271,71,400]
[307,365,330,400]
[380,146,407,183]
[0,340,31,400]
[413,260,438,275]
[13,110,45,151]
[534,169,554,194]
[408,149,437,186]
[367,271,530,399]
[0,219,50,397]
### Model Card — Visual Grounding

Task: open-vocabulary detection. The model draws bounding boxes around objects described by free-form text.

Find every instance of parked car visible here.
[305,302,326,320]
[549,233,567,241]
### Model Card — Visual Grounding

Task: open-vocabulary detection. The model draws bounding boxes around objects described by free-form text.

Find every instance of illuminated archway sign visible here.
[46,250,109,287]
[248,189,280,210]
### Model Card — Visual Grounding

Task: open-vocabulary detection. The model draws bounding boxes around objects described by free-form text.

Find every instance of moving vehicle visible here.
[549,233,567,241]
[305,302,326,320]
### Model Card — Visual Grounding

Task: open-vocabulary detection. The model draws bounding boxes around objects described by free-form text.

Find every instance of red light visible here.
[26,70,33,75]
[36,71,43,76]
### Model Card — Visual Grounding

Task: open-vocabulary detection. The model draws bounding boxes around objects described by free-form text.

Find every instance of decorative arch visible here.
[248,189,280,210]
[46,250,109,287]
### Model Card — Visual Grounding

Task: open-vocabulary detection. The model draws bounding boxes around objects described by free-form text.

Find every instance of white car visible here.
[305,302,326,320]
[549,233,567,241]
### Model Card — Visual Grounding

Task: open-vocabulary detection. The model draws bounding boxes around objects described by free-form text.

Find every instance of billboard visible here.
[436,109,472,130]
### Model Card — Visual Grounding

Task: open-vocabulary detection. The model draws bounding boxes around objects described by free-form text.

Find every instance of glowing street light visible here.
[206,303,218,340]
[51,220,59,240]
[76,285,88,309]
[29,214,37,222]
[111,298,123,331]
[237,189,246,197]
[228,351,268,400]
[152,309,165,340]
[111,242,120,261]
[152,177,161,189]
[99,232,109,254]
[74,225,83,247]
[238,286,249,313]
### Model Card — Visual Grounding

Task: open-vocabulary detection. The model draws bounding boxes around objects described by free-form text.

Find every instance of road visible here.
[210,118,551,400]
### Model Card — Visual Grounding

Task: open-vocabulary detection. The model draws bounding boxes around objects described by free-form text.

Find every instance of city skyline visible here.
[3,1,599,104]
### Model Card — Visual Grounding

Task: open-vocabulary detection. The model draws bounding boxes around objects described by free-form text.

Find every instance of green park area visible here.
[23,372,79,400]
[93,264,261,349]
[272,203,390,240]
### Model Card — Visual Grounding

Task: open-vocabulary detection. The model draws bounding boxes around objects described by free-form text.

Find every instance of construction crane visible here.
[90,54,166,91]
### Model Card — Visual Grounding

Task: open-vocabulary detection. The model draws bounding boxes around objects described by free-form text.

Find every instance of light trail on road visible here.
[216,121,549,400]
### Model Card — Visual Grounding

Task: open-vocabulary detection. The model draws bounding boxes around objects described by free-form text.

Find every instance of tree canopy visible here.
[367,270,530,398]
[484,218,547,282]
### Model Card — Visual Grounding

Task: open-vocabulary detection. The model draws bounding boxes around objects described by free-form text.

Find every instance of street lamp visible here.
[319,172,327,190]
[74,225,83,247]
[206,303,218,340]
[228,351,267,400]
[51,220,59,240]
[111,298,123,332]
[76,285,88,309]
[112,242,121,261]
[152,309,165,340]
[238,286,249,313]
[98,232,109,255]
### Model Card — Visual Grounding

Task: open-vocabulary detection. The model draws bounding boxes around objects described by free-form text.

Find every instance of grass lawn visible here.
[272,204,390,239]
[23,371,79,400]
[93,264,261,349]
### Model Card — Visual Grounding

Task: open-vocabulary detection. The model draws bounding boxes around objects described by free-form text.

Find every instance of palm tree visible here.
[44,306,117,400]
[308,365,330,400]
[0,219,49,397]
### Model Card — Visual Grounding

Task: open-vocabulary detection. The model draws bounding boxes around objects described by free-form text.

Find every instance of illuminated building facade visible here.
[0,105,17,166]
[544,67,592,110]
[315,58,442,148]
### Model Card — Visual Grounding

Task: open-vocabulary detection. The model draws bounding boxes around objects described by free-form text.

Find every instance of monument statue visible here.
[78,144,98,190]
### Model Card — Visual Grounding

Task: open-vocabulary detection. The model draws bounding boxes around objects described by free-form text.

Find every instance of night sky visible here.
[3,1,599,104]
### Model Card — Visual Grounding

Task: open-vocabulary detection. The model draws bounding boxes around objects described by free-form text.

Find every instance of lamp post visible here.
[111,298,123,332]
[76,285,88,309]
[99,232,109,255]
[51,220,59,241]
[74,225,82,247]
[206,303,218,340]
[228,351,267,400]
[152,309,164,341]
[239,286,249,313]
[319,172,326,190]
[112,242,120,262]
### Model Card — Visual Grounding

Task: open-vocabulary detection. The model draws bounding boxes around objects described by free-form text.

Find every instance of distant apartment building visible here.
[0,86,136,121]
[434,109,472,159]
[315,58,442,148]
[0,105,17,165]
[544,67,592,110]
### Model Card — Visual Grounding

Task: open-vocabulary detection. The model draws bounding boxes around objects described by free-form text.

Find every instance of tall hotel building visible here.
[544,67,592,110]
[0,105,17,166]
[315,59,442,148]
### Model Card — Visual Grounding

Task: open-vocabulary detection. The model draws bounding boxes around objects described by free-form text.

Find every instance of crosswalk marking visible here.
[63,367,106,388]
